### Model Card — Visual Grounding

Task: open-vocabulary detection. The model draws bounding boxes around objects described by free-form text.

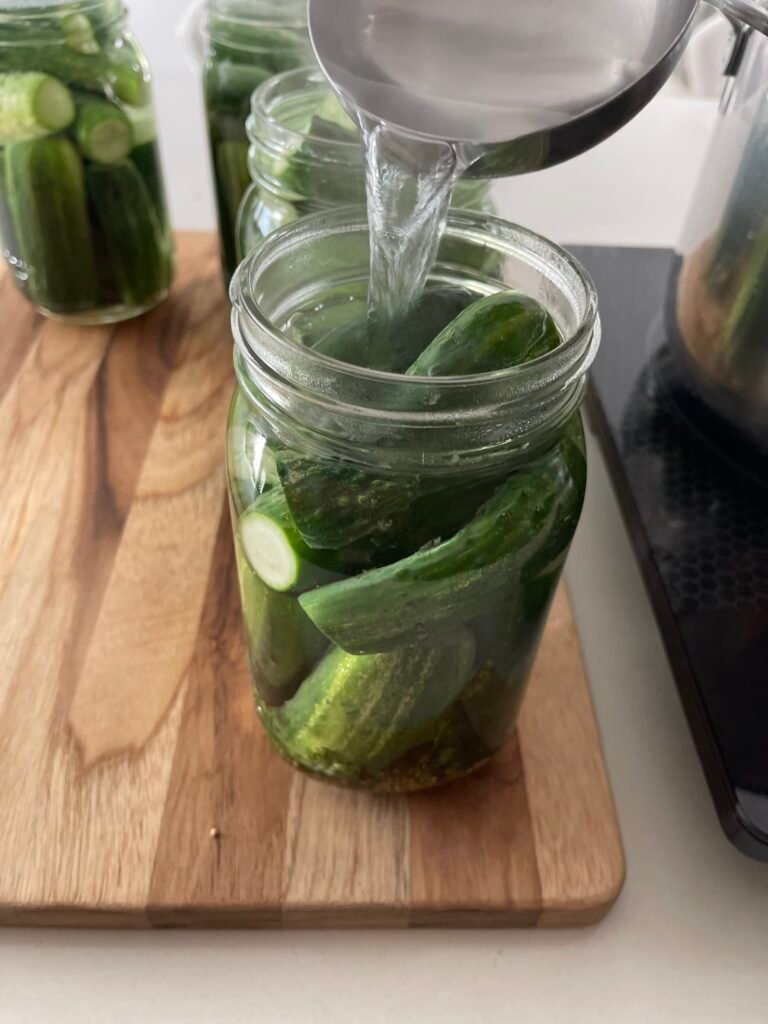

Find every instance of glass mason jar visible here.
[239,66,494,262]
[0,0,173,324]
[227,207,600,793]
[203,0,313,282]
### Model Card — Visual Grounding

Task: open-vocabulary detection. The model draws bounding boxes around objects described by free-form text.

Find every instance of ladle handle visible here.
[706,0,768,36]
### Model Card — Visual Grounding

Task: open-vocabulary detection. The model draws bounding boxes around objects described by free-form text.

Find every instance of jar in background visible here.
[239,66,494,261]
[227,207,600,792]
[203,0,312,282]
[0,0,173,323]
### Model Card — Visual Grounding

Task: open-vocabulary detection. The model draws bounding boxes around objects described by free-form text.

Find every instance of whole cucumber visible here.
[267,628,475,780]
[6,136,98,312]
[85,159,171,309]
[407,291,561,376]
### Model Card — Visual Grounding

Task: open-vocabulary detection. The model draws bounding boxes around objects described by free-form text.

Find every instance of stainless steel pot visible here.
[671,17,768,447]
[309,0,768,177]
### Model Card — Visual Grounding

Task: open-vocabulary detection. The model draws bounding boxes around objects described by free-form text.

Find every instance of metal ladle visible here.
[308,0,768,177]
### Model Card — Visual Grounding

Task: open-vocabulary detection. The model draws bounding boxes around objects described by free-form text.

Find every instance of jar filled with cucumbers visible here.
[239,66,494,263]
[0,0,173,324]
[227,207,600,792]
[203,0,313,283]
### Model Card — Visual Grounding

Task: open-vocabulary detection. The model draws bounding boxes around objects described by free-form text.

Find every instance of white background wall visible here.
[132,0,719,246]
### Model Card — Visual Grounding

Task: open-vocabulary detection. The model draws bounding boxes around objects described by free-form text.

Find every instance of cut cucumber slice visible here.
[0,72,75,144]
[75,97,132,165]
[239,488,342,594]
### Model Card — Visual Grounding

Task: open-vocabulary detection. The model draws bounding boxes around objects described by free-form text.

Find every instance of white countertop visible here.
[3,6,768,1021]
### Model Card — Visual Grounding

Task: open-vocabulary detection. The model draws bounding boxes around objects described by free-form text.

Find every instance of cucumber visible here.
[129,142,167,224]
[212,140,250,280]
[266,628,475,780]
[205,62,271,122]
[123,103,156,148]
[236,543,328,707]
[0,73,75,144]
[277,114,364,205]
[239,488,343,594]
[722,222,768,376]
[85,160,170,308]
[0,152,19,264]
[282,288,558,555]
[75,96,132,165]
[0,47,149,107]
[407,291,561,377]
[62,12,100,55]
[312,285,478,372]
[276,449,421,550]
[6,136,98,312]
[299,453,575,653]
[206,25,311,78]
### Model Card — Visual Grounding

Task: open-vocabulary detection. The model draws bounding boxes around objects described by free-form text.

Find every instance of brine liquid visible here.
[361,115,466,324]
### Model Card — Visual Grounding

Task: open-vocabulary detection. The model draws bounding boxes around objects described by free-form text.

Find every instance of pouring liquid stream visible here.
[360,116,470,327]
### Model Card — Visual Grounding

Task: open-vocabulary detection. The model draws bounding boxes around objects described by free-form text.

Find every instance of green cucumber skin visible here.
[312,286,478,372]
[85,160,171,309]
[74,95,131,164]
[203,24,311,279]
[277,450,421,550]
[299,446,580,654]
[0,46,149,107]
[0,150,20,271]
[236,540,328,707]
[407,291,561,377]
[129,141,168,225]
[281,288,559,557]
[266,629,475,782]
[211,139,250,281]
[6,136,98,313]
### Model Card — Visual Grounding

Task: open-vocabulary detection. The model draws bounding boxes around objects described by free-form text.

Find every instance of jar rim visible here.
[0,0,124,27]
[248,65,360,154]
[206,0,306,34]
[231,207,600,465]
[233,205,598,383]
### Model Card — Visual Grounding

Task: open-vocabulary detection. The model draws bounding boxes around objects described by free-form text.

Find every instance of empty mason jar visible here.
[202,0,313,281]
[227,207,600,792]
[239,66,494,261]
[0,0,173,323]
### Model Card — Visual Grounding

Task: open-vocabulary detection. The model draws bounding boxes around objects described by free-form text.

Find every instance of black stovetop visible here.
[575,245,768,862]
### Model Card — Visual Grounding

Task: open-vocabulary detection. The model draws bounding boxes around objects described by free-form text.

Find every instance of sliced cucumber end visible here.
[87,119,132,165]
[240,511,300,593]
[36,77,75,133]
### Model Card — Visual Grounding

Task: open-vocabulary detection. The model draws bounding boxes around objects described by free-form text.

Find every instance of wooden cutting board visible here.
[0,233,624,929]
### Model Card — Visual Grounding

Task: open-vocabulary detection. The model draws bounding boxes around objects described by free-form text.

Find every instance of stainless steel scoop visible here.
[308,0,768,177]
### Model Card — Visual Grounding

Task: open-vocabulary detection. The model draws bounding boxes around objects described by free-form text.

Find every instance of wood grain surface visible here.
[0,233,625,928]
